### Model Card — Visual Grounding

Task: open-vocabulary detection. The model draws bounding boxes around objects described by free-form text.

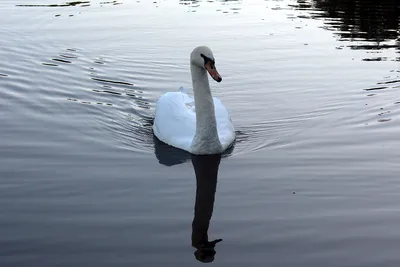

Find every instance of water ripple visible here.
[16,1,90,7]
[15,0,122,8]
[3,1,400,266]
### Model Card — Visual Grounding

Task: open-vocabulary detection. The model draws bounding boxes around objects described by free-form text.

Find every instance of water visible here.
[1,0,400,266]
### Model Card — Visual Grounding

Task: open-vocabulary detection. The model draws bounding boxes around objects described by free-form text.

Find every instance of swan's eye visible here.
[200,54,215,68]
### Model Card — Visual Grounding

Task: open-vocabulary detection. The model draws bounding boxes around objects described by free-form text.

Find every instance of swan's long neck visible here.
[190,64,222,154]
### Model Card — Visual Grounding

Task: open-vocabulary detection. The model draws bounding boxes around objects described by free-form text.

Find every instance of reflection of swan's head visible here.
[190,46,222,83]
[194,247,216,263]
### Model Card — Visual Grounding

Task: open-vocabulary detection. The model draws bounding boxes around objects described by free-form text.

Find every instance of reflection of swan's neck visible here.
[190,64,222,154]
[191,154,221,251]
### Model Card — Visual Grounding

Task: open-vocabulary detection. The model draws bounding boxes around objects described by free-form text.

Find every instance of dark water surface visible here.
[1,0,400,266]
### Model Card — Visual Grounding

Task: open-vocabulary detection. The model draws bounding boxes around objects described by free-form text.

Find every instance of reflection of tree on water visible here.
[191,154,223,263]
[298,0,400,49]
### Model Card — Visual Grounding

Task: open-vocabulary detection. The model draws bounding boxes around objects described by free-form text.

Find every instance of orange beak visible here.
[205,61,222,83]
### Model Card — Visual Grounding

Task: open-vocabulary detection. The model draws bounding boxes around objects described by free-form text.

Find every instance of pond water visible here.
[1,0,400,266]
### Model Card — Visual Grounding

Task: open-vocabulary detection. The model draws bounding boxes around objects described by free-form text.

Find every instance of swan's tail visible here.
[179,86,188,94]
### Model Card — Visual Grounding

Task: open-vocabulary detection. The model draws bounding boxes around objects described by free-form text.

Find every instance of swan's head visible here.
[190,46,222,83]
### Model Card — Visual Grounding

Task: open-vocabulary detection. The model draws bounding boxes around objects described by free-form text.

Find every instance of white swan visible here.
[152,46,235,155]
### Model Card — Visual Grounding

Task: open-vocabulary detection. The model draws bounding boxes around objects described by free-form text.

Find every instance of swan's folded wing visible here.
[153,92,197,151]
[213,97,236,149]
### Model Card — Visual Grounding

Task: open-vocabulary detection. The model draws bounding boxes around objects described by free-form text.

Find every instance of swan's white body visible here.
[153,46,235,155]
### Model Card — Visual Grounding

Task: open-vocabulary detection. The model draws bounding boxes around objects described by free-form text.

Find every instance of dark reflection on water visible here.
[153,138,225,263]
[16,0,121,7]
[296,0,400,51]
[153,135,235,166]
[91,77,134,86]
[153,136,192,166]
[16,1,91,7]
[295,0,400,120]
[191,154,222,263]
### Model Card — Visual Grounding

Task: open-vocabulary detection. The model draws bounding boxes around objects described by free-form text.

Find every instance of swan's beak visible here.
[205,62,222,83]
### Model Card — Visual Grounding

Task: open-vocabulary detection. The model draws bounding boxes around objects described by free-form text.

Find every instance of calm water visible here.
[1,0,400,266]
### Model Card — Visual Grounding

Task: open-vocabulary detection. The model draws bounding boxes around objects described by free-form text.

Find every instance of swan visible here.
[152,46,235,155]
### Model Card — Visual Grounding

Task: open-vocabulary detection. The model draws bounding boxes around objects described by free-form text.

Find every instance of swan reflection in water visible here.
[154,136,227,263]
[191,154,223,263]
